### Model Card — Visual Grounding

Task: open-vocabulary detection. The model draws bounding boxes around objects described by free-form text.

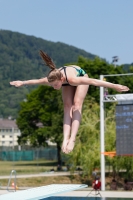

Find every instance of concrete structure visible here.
[0,118,21,148]
[0,184,88,200]
[0,187,133,198]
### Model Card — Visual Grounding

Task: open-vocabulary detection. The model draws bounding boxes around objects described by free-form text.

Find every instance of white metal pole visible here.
[100,75,105,191]
[12,127,14,149]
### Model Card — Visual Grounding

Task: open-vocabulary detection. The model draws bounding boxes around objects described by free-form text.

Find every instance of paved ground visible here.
[0,172,79,179]
[55,190,133,198]
[0,188,133,198]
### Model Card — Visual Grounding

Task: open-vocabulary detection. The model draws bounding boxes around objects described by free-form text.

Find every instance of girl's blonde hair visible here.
[40,50,63,82]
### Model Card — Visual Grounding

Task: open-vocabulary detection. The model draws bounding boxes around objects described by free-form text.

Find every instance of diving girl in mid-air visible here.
[10,50,129,154]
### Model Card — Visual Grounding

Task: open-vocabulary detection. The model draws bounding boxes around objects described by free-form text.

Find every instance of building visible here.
[0,119,21,148]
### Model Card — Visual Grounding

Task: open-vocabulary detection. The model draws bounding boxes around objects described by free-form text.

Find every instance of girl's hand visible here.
[10,81,24,87]
[114,84,129,92]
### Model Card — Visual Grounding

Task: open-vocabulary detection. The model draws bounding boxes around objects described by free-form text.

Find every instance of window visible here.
[10,135,12,138]
[14,129,19,133]
[2,135,5,138]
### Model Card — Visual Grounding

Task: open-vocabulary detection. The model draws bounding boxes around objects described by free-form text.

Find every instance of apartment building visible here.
[0,118,21,147]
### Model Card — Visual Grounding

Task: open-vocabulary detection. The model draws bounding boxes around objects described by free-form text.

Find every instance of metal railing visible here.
[7,170,17,192]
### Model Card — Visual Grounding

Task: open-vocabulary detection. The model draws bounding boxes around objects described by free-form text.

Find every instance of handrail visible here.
[7,170,17,192]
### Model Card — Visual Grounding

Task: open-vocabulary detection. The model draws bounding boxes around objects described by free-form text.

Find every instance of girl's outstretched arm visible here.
[69,76,129,92]
[10,77,50,87]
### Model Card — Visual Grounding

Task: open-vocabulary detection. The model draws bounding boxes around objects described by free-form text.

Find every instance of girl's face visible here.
[50,80,62,90]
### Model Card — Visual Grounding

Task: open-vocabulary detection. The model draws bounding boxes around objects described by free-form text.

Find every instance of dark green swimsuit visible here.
[60,66,86,86]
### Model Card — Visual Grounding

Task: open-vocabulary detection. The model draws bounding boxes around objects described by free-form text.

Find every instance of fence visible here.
[0,147,57,161]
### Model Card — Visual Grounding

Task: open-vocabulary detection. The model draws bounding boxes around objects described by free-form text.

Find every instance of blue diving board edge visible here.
[0,184,88,200]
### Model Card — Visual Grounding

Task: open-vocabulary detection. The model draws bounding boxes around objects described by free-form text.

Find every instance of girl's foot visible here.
[65,139,75,154]
[62,139,69,153]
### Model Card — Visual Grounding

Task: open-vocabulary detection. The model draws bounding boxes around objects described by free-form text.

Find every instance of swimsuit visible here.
[60,66,86,86]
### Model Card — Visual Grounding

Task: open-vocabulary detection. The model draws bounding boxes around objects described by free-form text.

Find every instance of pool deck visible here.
[0,188,133,198]
[55,190,133,198]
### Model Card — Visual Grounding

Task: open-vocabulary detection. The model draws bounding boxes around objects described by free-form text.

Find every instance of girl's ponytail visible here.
[39,50,62,83]
[39,50,56,70]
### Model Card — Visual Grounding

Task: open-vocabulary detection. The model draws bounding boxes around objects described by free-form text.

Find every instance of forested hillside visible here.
[0,30,96,118]
[0,30,132,119]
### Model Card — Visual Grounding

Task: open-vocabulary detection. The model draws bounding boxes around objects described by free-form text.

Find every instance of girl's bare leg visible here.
[66,82,89,153]
[61,86,76,153]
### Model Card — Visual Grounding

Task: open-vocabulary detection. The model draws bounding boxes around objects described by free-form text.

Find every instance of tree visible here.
[17,85,63,164]
[67,99,133,180]
[67,97,101,177]
[77,56,133,102]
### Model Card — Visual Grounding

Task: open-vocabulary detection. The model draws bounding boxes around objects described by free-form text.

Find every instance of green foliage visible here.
[77,56,133,101]
[17,85,63,147]
[1,30,133,177]
[67,97,101,176]
[0,30,133,118]
[67,100,133,179]
[0,30,96,118]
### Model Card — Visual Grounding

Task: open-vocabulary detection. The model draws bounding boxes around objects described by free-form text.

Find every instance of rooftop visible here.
[0,119,18,128]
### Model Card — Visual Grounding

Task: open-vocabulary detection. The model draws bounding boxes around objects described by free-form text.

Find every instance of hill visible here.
[123,63,133,72]
[0,30,96,118]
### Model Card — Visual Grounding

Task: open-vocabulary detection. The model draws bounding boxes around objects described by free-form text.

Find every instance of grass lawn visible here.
[0,175,84,188]
[0,175,126,190]
[0,160,58,175]
[0,160,86,188]
[0,160,127,190]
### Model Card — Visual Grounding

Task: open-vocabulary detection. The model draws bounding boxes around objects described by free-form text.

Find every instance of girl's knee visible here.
[72,102,83,112]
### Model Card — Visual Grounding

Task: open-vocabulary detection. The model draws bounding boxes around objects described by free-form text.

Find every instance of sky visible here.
[0,0,133,65]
